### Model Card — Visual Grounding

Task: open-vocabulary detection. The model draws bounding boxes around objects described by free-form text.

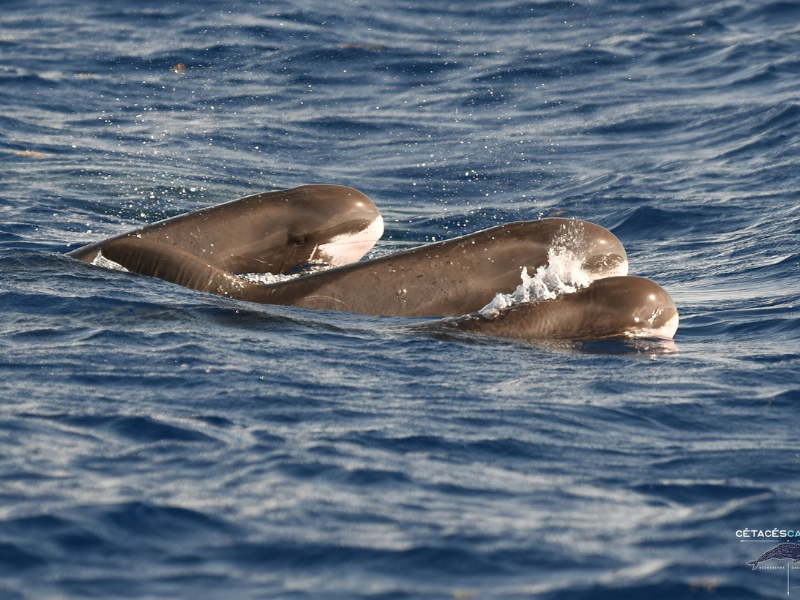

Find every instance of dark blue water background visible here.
[1,0,799,598]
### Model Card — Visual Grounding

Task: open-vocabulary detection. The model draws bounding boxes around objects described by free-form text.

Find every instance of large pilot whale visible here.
[68,185,385,274]
[93,217,629,318]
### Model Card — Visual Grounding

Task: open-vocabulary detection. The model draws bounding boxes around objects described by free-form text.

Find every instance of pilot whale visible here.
[443,276,679,340]
[68,185,385,274]
[93,217,629,318]
[68,187,679,340]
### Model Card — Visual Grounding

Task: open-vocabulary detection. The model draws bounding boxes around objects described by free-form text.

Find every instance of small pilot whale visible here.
[746,543,800,570]
[93,217,629,318]
[443,276,679,340]
[68,185,385,274]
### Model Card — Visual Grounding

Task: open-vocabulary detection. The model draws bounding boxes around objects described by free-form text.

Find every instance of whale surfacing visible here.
[67,185,680,342]
[94,217,629,318]
[68,185,384,275]
[446,276,679,340]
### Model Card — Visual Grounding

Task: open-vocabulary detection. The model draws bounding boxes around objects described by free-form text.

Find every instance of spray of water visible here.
[479,245,592,318]
[91,251,129,272]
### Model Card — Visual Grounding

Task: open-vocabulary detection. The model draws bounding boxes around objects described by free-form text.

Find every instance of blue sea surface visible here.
[1,0,799,598]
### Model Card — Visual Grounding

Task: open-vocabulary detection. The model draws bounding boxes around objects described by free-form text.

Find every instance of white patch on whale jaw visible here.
[625,312,680,340]
[315,214,384,267]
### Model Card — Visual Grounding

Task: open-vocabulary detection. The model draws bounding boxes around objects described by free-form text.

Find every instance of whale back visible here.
[262,218,628,317]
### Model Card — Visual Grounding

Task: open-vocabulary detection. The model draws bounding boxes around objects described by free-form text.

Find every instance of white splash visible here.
[238,272,299,285]
[479,245,592,318]
[237,261,333,285]
[91,251,129,272]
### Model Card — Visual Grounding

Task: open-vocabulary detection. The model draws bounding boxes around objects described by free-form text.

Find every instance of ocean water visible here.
[1,0,799,598]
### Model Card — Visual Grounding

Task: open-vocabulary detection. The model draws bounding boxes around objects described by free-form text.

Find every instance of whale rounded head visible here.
[556,219,629,280]
[542,276,679,340]
[529,218,629,281]
[580,235,628,280]
[68,184,384,275]
[274,185,385,271]
[588,276,679,339]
